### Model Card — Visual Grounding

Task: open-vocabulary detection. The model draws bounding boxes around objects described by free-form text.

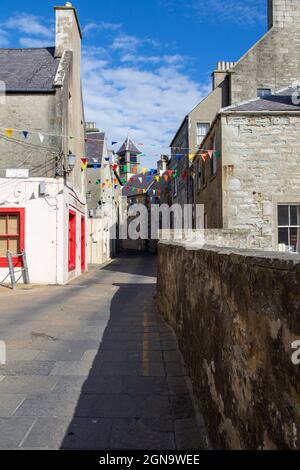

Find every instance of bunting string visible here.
[0,126,217,152]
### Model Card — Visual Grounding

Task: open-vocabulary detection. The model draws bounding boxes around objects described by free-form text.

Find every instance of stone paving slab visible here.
[0,376,58,394]
[0,254,208,450]
[0,418,35,449]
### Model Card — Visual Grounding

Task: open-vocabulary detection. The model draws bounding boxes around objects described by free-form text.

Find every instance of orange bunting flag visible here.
[164,175,169,182]
[201,152,207,162]
[5,128,13,138]
[133,166,137,174]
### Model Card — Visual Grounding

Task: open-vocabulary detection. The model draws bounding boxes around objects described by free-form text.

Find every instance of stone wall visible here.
[157,241,300,449]
[221,113,300,250]
[231,0,300,104]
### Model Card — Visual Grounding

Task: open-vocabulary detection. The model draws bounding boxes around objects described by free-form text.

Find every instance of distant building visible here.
[0,3,87,285]
[117,137,141,182]
[85,122,122,264]
[121,157,165,253]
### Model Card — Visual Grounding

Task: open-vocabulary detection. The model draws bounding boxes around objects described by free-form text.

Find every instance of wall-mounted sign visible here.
[6,169,29,178]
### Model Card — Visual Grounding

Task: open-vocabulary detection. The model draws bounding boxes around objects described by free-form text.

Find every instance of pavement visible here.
[0,253,208,450]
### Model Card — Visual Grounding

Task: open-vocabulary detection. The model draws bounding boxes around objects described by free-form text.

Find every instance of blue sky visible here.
[0,0,267,165]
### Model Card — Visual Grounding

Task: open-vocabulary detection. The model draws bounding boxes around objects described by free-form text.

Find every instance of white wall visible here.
[0,177,87,285]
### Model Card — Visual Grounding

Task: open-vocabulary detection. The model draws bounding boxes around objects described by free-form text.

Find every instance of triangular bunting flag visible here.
[208,150,213,159]
[22,131,29,139]
[5,128,13,138]
[38,133,44,143]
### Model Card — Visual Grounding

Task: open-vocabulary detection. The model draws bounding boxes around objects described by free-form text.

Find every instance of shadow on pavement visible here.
[101,252,157,277]
[59,278,204,450]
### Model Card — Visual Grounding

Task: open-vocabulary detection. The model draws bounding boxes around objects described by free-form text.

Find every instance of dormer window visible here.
[257,88,271,98]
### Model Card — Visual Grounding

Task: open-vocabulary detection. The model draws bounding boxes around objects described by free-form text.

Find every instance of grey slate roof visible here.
[222,87,300,113]
[117,138,141,156]
[86,132,105,163]
[0,47,59,92]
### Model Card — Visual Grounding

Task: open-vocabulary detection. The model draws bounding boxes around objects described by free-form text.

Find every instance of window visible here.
[130,156,137,164]
[196,122,210,146]
[257,88,271,98]
[278,205,300,253]
[0,208,25,267]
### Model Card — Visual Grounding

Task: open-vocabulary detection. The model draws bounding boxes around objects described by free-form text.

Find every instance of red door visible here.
[81,216,85,272]
[68,210,76,272]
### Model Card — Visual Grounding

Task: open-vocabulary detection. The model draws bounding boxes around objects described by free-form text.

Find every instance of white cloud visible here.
[120,53,187,67]
[0,28,9,47]
[4,13,53,37]
[82,51,211,166]
[83,22,122,34]
[18,37,52,48]
[159,0,266,26]
[111,33,143,53]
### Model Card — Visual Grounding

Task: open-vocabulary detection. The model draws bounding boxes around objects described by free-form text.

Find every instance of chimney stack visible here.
[55,3,82,58]
[212,61,235,90]
[157,155,169,173]
[85,122,100,133]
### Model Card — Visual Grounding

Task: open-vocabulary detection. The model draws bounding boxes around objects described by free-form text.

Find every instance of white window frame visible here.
[277,204,300,253]
[196,122,210,146]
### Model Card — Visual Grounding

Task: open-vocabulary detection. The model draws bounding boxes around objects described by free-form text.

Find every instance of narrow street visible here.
[0,254,207,450]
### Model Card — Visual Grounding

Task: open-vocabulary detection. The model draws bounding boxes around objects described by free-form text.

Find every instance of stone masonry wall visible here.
[157,242,300,449]
[221,113,300,250]
[231,0,300,104]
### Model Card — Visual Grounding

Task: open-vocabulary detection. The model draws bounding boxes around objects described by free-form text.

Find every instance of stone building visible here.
[0,3,87,284]
[169,0,300,210]
[193,87,300,251]
[117,137,141,182]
